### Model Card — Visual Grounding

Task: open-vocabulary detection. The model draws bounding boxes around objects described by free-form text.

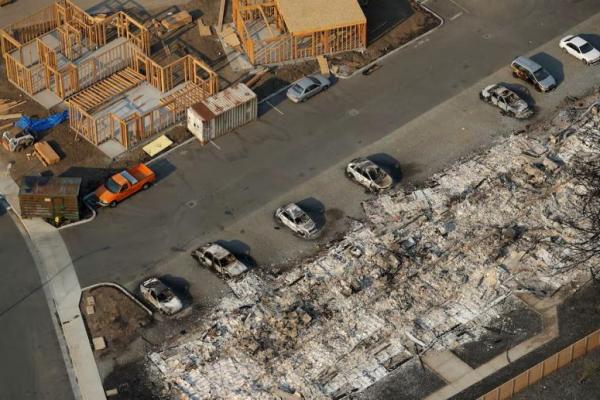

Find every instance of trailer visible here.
[18,176,81,222]
[187,83,257,144]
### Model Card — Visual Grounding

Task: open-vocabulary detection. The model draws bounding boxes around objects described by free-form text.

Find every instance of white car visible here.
[345,158,393,192]
[192,242,249,278]
[139,278,183,315]
[559,35,600,64]
[274,203,321,239]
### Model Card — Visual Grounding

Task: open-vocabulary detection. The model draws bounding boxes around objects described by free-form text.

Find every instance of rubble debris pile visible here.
[148,103,600,399]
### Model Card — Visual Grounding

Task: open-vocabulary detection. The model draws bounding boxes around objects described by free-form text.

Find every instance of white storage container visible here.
[187,83,258,144]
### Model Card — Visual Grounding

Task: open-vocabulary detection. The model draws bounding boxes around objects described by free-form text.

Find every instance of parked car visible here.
[94,163,156,207]
[286,74,330,103]
[559,35,600,64]
[274,203,321,239]
[139,277,182,315]
[510,56,557,92]
[345,158,393,191]
[192,242,249,278]
[479,84,534,119]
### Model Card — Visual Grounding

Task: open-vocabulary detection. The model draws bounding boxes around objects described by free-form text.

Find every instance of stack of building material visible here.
[221,25,241,48]
[34,141,60,166]
[197,19,212,36]
[161,11,192,31]
[0,98,24,120]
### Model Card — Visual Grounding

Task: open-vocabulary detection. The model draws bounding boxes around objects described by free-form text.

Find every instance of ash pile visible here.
[148,102,600,399]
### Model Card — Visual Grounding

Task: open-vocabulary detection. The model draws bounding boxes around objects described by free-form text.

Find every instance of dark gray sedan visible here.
[286,73,331,103]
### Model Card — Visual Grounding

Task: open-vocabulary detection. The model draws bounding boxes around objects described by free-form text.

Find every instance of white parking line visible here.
[210,140,222,150]
[450,12,463,21]
[448,0,470,14]
[266,101,285,115]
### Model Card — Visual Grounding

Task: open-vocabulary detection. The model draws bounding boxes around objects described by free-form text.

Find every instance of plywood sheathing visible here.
[275,0,365,35]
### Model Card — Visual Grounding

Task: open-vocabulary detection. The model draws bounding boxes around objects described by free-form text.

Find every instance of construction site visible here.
[144,100,600,399]
[0,0,218,155]
[232,0,367,65]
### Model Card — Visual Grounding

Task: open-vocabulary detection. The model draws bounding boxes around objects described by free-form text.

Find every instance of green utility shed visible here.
[19,176,82,221]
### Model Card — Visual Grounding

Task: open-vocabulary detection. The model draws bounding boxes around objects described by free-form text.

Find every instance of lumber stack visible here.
[161,11,192,31]
[34,141,60,166]
[221,25,241,48]
[0,99,25,117]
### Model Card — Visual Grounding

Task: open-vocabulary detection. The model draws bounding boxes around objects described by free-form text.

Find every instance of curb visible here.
[58,194,97,231]
[333,2,445,80]
[81,282,153,316]
[258,83,294,105]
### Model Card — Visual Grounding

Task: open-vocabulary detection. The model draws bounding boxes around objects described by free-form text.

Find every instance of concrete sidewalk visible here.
[0,173,106,400]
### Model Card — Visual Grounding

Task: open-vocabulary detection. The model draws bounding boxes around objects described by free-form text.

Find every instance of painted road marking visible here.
[450,12,463,21]
[414,37,430,48]
[448,0,470,14]
[210,140,222,150]
[266,101,285,115]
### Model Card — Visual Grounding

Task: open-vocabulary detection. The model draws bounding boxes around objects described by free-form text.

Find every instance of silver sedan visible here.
[286,74,331,103]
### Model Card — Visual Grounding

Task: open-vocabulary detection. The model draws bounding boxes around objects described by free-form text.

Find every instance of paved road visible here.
[0,202,74,400]
[60,0,600,292]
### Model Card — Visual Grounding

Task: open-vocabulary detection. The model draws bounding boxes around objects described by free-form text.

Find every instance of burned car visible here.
[139,277,182,315]
[479,84,534,119]
[274,203,321,239]
[192,242,249,278]
[345,157,393,192]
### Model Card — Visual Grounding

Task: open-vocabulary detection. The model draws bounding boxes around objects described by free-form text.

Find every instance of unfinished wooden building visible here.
[233,0,367,65]
[0,0,218,153]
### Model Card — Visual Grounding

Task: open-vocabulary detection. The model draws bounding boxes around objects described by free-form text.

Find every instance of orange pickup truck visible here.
[94,163,156,207]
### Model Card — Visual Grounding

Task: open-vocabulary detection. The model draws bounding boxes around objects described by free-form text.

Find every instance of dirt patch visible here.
[330,1,441,76]
[0,67,108,179]
[80,285,152,357]
[102,359,168,400]
[252,60,319,100]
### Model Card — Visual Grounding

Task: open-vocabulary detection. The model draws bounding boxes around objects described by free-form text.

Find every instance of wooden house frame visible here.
[0,0,150,97]
[232,0,367,65]
[66,41,218,150]
[1,0,218,151]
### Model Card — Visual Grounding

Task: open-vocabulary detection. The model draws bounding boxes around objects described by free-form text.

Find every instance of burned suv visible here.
[510,56,556,92]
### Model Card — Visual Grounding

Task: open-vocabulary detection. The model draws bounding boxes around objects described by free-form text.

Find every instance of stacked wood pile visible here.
[33,141,60,166]
[161,11,192,31]
[0,98,25,121]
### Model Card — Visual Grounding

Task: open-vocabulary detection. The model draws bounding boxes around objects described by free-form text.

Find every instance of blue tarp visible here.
[16,111,68,134]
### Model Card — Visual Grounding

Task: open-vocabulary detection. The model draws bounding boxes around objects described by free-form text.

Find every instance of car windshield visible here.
[309,77,321,85]
[580,43,594,53]
[291,84,304,94]
[105,178,121,194]
[533,68,549,80]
